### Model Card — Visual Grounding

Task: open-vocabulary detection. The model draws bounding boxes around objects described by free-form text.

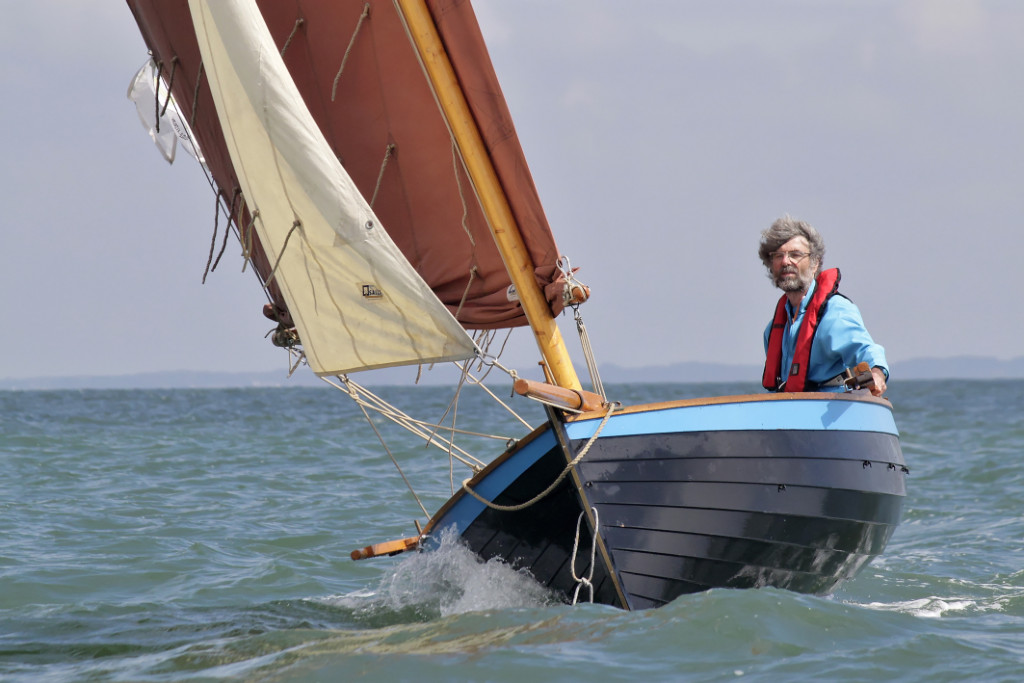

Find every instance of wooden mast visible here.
[395,0,582,392]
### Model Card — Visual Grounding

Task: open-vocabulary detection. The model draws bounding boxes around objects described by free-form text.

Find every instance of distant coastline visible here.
[3,355,1022,390]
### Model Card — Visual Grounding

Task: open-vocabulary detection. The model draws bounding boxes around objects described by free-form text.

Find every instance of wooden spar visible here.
[395,0,582,392]
[350,535,420,560]
[514,378,605,413]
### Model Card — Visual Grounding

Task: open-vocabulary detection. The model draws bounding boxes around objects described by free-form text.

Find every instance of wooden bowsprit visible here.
[350,535,420,560]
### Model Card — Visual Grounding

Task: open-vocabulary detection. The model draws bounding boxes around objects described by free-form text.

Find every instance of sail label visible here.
[361,283,384,300]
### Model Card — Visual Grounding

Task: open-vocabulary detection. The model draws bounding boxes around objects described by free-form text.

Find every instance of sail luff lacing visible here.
[332,3,371,102]
[202,189,224,283]
[370,143,396,207]
[280,18,305,57]
[190,61,204,128]
[145,54,254,290]
[154,56,179,133]
[240,205,258,273]
[211,189,240,273]
[460,401,618,512]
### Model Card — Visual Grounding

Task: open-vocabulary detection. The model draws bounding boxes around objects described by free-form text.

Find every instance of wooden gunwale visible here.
[569,391,893,422]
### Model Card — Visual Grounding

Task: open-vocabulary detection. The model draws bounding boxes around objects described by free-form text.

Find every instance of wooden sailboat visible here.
[125,0,907,610]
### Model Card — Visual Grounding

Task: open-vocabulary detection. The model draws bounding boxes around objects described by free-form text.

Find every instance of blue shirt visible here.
[763,279,888,392]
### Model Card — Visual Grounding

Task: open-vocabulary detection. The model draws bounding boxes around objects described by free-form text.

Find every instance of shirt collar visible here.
[785,277,818,317]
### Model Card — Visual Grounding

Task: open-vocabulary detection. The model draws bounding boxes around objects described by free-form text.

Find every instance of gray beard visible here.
[775,269,813,293]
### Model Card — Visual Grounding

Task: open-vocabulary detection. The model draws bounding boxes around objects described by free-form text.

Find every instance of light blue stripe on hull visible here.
[566,397,899,440]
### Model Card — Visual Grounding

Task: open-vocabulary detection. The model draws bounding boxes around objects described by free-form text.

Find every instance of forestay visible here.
[188,0,477,375]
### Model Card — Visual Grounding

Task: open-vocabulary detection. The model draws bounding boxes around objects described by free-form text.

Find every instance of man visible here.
[758,215,888,396]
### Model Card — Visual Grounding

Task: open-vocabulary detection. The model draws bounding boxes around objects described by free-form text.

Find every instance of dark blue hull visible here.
[423,392,907,610]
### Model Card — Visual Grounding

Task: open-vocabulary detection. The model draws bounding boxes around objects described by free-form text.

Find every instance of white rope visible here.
[456,361,533,431]
[461,402,618,512]
[286,348,305,377]
[571,507,599,605]
[322,375,489,470]
[347,382,431,519]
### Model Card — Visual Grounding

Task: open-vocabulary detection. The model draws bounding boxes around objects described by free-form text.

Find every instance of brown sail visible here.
[127,0,567,330]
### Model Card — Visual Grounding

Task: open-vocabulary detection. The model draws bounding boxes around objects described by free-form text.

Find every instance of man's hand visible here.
[869,367,887,396]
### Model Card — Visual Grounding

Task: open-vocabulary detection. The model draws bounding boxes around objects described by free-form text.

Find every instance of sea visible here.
[1,380,1022,682]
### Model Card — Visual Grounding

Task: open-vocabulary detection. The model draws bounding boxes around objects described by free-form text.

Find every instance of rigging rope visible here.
[323,376,491,470]
[262,220,301,289]
[370,143,396,207]
[146,53,268,307]
[556,256,604,399]
[453,266,478,321]
[154,56,179,133]
[240,204,258,273]
[213,188,242,272]
[570,507,599,605]
[460,401,617,512]
[190,61,204,128]
[457,358,532,431]
[202,189,222,284]
[332,3,371,101]
[280,18,305,57]
[451,140,475,246]
[574,305,605,400]
[203,188,240,282]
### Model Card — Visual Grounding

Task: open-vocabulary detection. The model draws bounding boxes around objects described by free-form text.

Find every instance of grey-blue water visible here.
[2,381,1022,681]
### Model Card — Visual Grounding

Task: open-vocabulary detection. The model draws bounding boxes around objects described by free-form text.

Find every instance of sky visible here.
[2,1,1022,382]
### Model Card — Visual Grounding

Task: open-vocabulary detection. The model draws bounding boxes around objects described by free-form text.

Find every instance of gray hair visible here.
[757,215,825,275]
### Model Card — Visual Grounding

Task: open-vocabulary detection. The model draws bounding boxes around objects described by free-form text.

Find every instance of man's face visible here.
[770,236,817,293]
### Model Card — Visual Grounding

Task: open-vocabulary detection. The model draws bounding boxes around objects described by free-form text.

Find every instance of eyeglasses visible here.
[769,250,810,263]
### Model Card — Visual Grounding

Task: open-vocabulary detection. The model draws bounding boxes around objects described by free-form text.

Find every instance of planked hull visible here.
[423,391,907,610]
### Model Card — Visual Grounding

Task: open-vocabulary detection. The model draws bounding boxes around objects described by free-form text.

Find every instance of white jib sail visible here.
[188,0,478,375]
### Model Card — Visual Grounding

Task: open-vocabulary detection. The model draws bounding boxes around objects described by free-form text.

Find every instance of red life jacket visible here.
[762,268,841,392]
